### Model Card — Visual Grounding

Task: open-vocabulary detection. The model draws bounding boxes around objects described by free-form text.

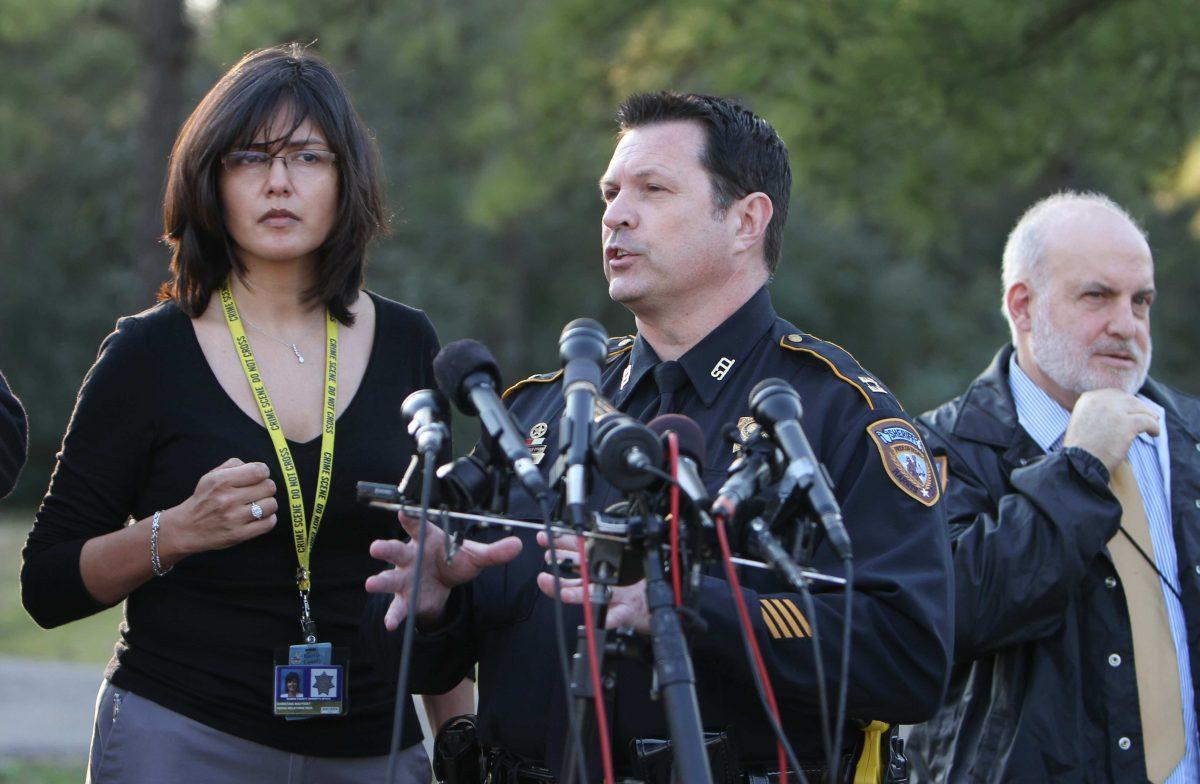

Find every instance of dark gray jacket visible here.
[0,370,26,498]
[908,345,1200,782]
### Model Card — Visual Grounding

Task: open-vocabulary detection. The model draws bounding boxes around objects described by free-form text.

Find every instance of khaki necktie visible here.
[1108,460,1186,782]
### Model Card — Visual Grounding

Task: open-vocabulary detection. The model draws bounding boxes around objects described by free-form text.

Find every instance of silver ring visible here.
[249,502,264,520]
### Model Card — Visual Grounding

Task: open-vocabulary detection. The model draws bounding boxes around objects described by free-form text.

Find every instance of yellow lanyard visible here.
[219,284,337,613]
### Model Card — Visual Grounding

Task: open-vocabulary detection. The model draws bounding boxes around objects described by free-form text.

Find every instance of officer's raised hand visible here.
[1063,388,1160,471]
[366,513,522,630]
[535,530,650,634]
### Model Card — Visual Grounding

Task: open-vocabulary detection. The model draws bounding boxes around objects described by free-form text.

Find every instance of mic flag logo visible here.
[866,418,940,507]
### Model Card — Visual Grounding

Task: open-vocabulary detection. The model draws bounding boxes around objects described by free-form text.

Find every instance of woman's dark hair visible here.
[616,92,791,274]
[161,43,385,324]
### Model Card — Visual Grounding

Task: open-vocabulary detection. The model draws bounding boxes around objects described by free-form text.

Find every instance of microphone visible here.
[749,379,852,559]
[710,433,778,523]
[647,414,710,509]
[356,453,495,513]
[401,389,451,457]
[433,340,552,504]
[593,414,664,493]
[555,319,608,525]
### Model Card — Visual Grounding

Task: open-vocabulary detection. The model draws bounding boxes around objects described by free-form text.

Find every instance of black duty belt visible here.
[483,746,556,784]
[740,755,856,784]
[479,746,855,784]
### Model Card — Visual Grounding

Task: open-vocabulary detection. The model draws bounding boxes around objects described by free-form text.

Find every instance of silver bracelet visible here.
[150,511,172,577]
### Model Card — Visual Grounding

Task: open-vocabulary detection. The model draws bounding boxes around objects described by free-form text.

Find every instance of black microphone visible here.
[749,378,852,559]
[710,434,778,523]
[356,453,495,513]
[433,340,552,503]
[555,319,608,525]
[401,389,451,457]
[593,413,664,493]
[647,414,710,509]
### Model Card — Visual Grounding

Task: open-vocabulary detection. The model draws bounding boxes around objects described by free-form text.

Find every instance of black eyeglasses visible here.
[220,149,338,177]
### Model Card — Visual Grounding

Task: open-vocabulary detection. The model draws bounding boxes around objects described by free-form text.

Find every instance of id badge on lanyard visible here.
[219,284,347,718]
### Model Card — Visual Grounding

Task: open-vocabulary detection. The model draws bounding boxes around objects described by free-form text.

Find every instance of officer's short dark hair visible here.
[616,92,792,273]
[161,43,385,325]
[285,672,300,685]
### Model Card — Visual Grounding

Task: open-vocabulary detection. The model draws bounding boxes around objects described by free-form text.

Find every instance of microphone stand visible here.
[561,515,626,784]
[559,508,713,784]
[355,484,846,586]
[640,510,712,784]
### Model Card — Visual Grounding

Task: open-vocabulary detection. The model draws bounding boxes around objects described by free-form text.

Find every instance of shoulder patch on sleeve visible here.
[502,369,563,400]
[778,333,899,412]
[866,418,941,507]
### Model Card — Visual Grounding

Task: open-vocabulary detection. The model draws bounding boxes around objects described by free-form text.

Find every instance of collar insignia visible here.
[711,357,736,380]
[620,365,632,390]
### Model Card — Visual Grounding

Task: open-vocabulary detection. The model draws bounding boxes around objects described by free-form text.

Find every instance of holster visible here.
[885,729,909,784]
[432,714,483,784]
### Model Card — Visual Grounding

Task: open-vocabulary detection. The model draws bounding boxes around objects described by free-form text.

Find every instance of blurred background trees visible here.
[3,0,1199,505]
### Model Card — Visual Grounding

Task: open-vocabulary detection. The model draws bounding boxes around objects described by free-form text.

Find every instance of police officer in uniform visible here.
[367,92,953,782]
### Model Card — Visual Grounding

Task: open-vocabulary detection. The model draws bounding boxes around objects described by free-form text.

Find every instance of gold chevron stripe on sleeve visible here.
[759,600,793,639]
[781,599,813,637]
[760,605,784,639]
[767,599,806,639]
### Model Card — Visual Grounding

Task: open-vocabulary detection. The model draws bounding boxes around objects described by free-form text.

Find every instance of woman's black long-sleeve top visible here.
[21,294,437,756]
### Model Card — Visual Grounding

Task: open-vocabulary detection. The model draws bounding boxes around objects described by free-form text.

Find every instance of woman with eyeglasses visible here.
[21,44,469,783]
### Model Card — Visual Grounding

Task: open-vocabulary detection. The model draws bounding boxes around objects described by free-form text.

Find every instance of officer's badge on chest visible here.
[731,416,762,454]
[527,422,549,464]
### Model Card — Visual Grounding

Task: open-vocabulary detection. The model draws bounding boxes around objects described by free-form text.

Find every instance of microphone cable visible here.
[541,498,593,784]
[793,562,835,776]
[714,511,806,784]
[831,557,853,782]
[573,519,615,784]
[667,432,683,607]
[782,505,853,777]
[385,452,437,784]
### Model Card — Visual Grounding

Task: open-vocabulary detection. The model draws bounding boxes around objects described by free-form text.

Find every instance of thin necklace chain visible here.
[239,312,322,364]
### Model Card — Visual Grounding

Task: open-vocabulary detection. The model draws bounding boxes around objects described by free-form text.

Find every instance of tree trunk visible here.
[133,0,193,306]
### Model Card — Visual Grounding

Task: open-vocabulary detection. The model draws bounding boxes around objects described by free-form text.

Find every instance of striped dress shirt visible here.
[1009,354,1199,783]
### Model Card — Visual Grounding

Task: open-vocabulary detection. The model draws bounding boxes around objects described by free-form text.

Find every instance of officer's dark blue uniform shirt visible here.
[402,287,953,774]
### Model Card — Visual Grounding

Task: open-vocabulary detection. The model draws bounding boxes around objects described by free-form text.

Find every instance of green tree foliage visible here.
[2,0,1199,504]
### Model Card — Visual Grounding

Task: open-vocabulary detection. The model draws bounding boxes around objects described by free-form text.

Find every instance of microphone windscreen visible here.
[433,339,502,415]
[400,388,449,426]
[559,318,608,363]
[648,414,706,470]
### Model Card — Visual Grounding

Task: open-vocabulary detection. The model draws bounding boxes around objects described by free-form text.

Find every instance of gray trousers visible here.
[86,680,432,784]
